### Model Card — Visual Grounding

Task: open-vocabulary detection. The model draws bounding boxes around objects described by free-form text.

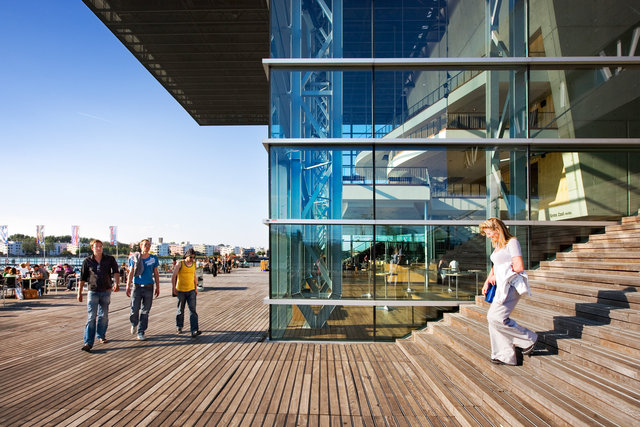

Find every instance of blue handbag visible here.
[485,284,496,303]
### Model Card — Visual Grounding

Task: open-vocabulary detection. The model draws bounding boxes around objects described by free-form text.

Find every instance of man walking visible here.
[172,248,201,337]
[77,239,120,353]
[126,239,160,341]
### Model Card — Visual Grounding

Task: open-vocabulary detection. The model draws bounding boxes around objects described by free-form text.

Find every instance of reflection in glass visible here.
[372,147,486,220]
[374,225,485,303]
[529,1,640,57]
[530,150,637,221]
[270,146,374,220]
[529,69,640,138]
[271,70,372,139]
[374,70,526,140]
[270,224,374,302]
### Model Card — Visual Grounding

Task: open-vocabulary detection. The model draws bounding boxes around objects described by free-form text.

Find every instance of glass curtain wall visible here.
[267,0,640,341]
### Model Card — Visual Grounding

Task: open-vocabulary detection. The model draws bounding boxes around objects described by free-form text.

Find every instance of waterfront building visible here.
[219,246,235,257]
[0,241,24,256]
[83,0,640,341]
[151,242,170,256]
[168,244,184,257]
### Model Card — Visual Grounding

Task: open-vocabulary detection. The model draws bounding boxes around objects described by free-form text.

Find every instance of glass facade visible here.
[266,0,640,341]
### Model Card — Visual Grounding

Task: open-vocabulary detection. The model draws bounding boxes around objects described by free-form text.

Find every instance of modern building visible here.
[83,0,640,341]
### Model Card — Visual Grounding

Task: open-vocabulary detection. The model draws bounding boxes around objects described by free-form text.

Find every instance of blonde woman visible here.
[480,218,537,365]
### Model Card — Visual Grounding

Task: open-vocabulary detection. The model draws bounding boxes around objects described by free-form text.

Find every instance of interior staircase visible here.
[397,213,640,426]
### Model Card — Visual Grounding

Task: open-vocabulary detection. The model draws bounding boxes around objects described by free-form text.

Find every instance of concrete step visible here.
[395,339,496,426]
[438,314,640,424]
[417,323,624,426]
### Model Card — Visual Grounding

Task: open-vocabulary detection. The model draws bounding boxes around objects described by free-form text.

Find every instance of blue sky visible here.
[0,1,268,247]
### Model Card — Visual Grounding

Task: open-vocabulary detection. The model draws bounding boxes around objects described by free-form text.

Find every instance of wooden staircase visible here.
[397,213,640,426]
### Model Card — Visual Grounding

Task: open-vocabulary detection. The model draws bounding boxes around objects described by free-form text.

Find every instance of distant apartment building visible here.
[192,244,215,256]
[169,244,184,257]
[151,242,170,256]
[219,246,235,256]
[0,241,24,256]
[48,242,69,256]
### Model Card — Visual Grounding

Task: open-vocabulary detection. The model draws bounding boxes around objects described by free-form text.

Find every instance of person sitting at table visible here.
[17,262,30,278]
[63,264,77,290]
[31,264,50,296]
[4,267,24,300]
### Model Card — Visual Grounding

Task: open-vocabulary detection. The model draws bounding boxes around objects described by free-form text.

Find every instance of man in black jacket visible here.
[77,239,120,353]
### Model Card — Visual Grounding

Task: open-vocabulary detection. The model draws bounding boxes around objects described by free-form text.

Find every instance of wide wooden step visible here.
[527,269,640,290]
[416,324,625,426]
[538,260,640,275]
[523,292,640,332]
[605,222,640,232]
[461,304,640,385]
[437,314,640,424]
[406,333,555,426]
[526,280,640,310]
[395,339,494,426]
[476,301,640,356]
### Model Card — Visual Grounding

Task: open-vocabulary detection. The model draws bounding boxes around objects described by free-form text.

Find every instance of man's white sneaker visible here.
[137,333,147,341]
[131,325,137,336]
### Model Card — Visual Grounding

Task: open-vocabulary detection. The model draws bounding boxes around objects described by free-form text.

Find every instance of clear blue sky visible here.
[0,1,268,248]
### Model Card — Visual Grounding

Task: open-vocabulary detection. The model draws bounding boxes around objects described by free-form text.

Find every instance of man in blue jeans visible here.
[126,239,160,341]
[77,240,120,353]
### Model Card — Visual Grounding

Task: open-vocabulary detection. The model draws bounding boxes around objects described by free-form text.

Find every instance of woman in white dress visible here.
[480,218,537,365]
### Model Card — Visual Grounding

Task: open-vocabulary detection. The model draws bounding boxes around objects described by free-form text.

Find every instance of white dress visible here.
[486,238,537,365]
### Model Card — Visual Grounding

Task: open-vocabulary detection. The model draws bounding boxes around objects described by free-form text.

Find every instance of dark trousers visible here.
[176,290,199,333]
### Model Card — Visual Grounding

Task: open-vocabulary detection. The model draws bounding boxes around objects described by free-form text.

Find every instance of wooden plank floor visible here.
[0,268,460,426]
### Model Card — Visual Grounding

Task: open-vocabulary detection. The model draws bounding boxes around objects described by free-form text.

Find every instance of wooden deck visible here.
[0,268,461,426]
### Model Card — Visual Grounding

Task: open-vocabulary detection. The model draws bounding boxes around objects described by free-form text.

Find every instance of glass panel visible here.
[373,146,487,221]
[529,1,640,57]
[374,69,527,139]
[529,69,640,138]
[486,147,529,220]
[270,304,374,340]
[270,146,374,220]
[270,0,372,59]
[374,225,486,302]
[271,70,372,139]
[530,149,639,221]
[375,306,446,341]
[526,225,606,269]
[271,0,528,59]
[270,224,374,300]
[374,0,526,58]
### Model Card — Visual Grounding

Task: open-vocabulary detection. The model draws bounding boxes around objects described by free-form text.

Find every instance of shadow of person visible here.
[532,286,634,356]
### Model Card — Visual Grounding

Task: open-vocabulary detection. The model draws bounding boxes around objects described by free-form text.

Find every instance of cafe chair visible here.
[1,276,18,306]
